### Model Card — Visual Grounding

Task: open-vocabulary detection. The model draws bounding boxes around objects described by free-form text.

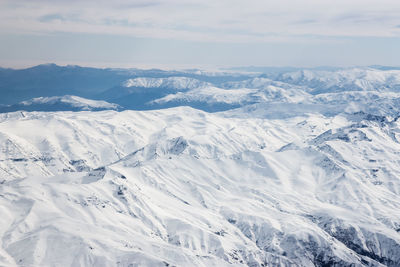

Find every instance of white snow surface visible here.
[1,104,400,266]
[2,67,400,266]
[276,68,400,93]
[139,68,400,110]
[152,85,310,106]
[19,95,120,110]
[123,77,211,90]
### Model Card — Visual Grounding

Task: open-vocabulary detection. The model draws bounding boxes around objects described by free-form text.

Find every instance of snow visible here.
[20,95,119,109]
[276,68,400,94]
[1,104,400,266]
[152,85,311,107]
[123,77,211,90]
[0,95,120,113]
[129,68,400,112]
[1,67,400,266]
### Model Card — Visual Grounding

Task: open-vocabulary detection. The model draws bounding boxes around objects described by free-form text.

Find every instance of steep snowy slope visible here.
[0,95,120,113]
[1,105,400,266]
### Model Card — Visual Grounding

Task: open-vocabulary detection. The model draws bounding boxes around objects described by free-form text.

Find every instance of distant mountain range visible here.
[2,64,400,114]
[0,64,253,105]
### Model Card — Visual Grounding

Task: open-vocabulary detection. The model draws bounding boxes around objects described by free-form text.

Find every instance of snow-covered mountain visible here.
[0,95,120,112]
[96,77,215,110]
[0,64,254,105]
[123,77,212,90]
[2,106,400,266]
[1,66,400,266]
[151,85,310,108]
[275,68,400,94]
[140,69,400,114]
[2,65,400,113]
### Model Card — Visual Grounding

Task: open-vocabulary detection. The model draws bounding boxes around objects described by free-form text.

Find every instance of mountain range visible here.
[1,64,400,266]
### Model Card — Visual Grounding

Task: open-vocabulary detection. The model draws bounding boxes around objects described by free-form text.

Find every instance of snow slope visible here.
[114,68,400,112]
[96,77,215,110]
[152,85,310,107]
[2,66,400,266]
[1,104,400,266]
[0,95,120,113]
[123,77,212,90]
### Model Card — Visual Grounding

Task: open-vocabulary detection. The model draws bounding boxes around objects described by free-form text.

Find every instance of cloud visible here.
[38,14,65,23]
[38,13,83,23]
[1,0,400,42]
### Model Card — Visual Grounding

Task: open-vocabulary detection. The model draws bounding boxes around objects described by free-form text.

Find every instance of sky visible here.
[1,0,400,69]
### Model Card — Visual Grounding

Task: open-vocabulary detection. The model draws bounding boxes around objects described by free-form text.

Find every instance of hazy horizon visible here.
[2,62,400,72]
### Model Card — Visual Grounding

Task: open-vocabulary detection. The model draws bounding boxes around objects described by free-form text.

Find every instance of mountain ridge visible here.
[1,66,400,266]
